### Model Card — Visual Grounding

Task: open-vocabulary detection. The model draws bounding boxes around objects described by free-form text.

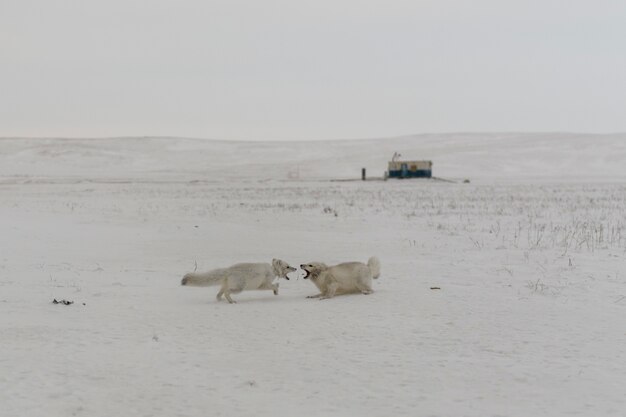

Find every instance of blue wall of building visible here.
[388,169,432,178]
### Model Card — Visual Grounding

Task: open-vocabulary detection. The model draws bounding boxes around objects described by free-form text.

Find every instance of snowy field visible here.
[1,134,625,417]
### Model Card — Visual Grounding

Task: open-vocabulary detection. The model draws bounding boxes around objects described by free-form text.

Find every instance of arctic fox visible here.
[300,256,381,299]
[181,259,295,304]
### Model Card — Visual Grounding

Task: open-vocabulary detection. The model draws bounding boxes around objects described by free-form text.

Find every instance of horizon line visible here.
[1,131,625,143]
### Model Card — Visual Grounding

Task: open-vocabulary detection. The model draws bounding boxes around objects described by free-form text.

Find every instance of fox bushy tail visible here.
[181,269,225,287]
[367,257,381,279]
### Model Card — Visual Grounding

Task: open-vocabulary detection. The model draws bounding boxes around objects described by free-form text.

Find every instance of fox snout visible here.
[181,276,188,286]
[300,265,311,279]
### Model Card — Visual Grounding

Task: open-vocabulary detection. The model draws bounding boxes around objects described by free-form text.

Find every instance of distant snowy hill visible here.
[1,133,625,182]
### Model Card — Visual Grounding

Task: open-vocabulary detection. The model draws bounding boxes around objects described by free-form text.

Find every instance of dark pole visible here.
[361,168,366,181]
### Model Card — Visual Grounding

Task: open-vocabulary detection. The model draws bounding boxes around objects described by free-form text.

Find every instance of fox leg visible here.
[257,280,279,295]
[223,288,236,304]
[215,281,228,301]
[356,281,373,295]
[320,282,338,299]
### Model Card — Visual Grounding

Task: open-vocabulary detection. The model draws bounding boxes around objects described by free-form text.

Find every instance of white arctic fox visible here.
[181,259,295,303]
[300,256,381,299]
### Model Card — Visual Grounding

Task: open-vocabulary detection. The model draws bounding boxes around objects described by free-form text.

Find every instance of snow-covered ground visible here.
[1,134,625,417]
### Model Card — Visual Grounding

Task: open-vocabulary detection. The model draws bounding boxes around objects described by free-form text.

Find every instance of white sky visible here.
[1,0,625,140]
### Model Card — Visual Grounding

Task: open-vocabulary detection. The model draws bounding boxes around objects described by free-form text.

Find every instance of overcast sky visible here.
[1,0,625,140]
